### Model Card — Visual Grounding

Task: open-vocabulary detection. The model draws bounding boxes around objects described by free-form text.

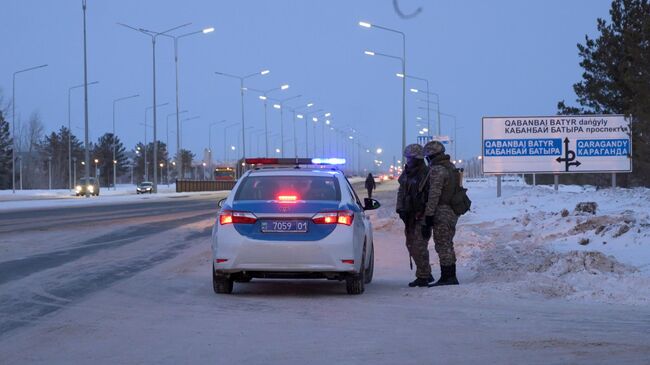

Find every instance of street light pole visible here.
[360,21,406,156]
[112,94,138,190]
[215,69,270,161]
[12,64,47,194]
[158,26,214,180]
[247,85,290,157]
[144,103,168,181]
[68,81,98,190]
[82,0,91,197]
[268,95,301,158]
[118,22,191,193]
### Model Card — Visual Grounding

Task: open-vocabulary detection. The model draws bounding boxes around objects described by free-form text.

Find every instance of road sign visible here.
[418,135,450,147]
[482,115,632,174]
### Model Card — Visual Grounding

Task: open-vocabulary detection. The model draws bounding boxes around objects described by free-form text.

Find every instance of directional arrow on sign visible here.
[556,137,581,172]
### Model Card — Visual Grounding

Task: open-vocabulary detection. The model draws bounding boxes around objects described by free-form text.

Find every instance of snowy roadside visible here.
[369,180,650,306]
[0,188,228,212]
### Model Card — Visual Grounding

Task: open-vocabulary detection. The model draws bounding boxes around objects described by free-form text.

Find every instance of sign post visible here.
[482,115,632,195]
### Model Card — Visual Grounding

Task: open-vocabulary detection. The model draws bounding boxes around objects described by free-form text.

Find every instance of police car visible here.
[211,158,380,295]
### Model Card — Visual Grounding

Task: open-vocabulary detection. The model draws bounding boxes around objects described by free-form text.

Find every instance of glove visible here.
[424,215,434,227]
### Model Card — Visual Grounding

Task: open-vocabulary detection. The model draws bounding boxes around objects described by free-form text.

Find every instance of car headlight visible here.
[75,185,82,191]
[88,185,94,192]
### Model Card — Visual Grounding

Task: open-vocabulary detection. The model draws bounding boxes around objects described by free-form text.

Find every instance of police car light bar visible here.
[311,158,346,165]
[244,158,346,165]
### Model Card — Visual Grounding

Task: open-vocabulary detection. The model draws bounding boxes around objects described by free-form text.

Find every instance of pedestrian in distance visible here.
[396,144,435,287]
[365,173,376,199]
[421,140,461,286]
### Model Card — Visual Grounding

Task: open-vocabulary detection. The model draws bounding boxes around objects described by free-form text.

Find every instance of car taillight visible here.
[277,195,298,203]
[312,210,354,226]
[219,210,257,225]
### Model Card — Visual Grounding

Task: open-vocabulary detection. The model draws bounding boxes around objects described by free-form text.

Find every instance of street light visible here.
[112,93,139,189]
[285,102,314,158]
[410,87,441,137]
[12,63,48,193]
[223,122,240,164]
[157,26,214,180]
[93,158,99,180]
[267,94,301,158]
[69,81,99,191]
[360,20,406,156]
[215,69,270,160]
[246,85,291,157]
[118,21,191,194]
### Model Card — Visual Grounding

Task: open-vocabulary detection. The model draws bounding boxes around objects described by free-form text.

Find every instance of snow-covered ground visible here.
[0,178,648,364]
[372,178,650,306]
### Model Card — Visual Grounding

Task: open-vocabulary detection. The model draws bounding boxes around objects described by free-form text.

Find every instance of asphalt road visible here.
[0,192,227,337]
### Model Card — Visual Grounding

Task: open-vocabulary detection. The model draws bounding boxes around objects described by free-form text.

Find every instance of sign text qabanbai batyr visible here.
[482,115,632,174]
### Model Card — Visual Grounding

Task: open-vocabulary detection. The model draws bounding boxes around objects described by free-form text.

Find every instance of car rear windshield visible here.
[234,175,340,201]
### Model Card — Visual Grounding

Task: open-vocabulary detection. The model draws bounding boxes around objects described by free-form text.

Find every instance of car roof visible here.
[246,168,343,178]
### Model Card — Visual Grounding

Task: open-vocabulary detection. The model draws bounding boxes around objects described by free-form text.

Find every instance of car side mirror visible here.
[217,198,226,208]
[364,198,381,210]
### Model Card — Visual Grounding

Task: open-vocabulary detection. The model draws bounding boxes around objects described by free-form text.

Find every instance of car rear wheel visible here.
[346,245,366,295]
[364,243,374,284]
[212,266,234,294]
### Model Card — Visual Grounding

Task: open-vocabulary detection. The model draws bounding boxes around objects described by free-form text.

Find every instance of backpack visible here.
[441,162,472,216]
[400,168,430,214]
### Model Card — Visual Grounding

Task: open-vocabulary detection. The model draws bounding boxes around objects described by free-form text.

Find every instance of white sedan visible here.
[211,159,380,295]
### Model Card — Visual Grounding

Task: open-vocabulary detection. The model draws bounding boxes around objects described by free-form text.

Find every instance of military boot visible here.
[429,265,459,287]
[408,274,435,287]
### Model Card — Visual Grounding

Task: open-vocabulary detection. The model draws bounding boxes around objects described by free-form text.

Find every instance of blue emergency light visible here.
[311,158,346,165]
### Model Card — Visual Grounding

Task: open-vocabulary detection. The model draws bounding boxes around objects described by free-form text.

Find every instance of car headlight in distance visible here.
[75,185,82,191]
[88,185,94,192]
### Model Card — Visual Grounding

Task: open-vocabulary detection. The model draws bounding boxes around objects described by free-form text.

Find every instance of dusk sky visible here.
[3,0,611,163]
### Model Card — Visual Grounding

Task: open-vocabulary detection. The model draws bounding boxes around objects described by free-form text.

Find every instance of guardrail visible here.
[176,180,237,192]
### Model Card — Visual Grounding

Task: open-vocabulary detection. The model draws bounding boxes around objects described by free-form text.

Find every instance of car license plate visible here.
[261,220,308,233]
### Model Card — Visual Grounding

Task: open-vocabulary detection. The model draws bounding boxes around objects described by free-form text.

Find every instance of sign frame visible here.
[481,114,633,175]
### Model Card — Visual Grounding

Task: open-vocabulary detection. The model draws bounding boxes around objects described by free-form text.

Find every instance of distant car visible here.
[136,181,153,194]
[212,158,380,295]
[75,177,100,196]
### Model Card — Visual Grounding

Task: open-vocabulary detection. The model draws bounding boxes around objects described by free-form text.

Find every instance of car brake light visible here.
[215,259,228,263]
[312,210,354,226]
[341,259,355,264]
[219,210,257,225]
[277,195,298,202]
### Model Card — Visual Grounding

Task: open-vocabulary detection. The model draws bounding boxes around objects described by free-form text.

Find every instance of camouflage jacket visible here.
[424,155,452,217]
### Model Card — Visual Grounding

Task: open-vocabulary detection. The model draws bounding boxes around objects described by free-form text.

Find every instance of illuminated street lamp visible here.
[246,85,291,157]
[157,26,214,179]
[215,68,271,160]
[360,20,407,156]
[118,21,192,193]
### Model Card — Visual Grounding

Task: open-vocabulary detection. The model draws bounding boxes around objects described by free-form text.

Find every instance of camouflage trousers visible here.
[404,217,431,279]
[429,205,458,266]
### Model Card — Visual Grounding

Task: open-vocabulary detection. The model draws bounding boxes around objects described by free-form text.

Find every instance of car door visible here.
[342,177,372,266]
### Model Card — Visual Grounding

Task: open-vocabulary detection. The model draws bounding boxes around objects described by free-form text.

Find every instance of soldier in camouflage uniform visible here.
[396,144,435,287]
[422,140,460,286]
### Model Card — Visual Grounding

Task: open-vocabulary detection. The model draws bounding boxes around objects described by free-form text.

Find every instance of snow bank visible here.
[369,180,650,306]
